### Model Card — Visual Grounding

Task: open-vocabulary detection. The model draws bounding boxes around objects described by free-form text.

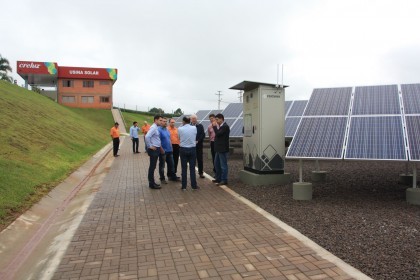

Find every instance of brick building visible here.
[17,61,117,109]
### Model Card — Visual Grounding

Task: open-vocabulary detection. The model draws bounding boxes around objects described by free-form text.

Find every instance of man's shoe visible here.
[217,181,228,185]
[192,186,200,190]
[114,155,119,157]
[212,179,220,183]
[181,188,187,191]
[160,179,168,184]
[169,177,180,181]
[149,184,161,189]
[199,174,205,178]
[136,151,140,153]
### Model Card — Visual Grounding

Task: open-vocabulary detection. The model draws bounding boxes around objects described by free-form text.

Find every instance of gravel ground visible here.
[203,151,420,280]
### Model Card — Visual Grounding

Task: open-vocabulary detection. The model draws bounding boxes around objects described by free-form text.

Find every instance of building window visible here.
[62,96,75,103]
[83,80,94,88]
[81,96,94,103]
[99,81,110,85]
[100,96,110,103]
[62,80,74,87]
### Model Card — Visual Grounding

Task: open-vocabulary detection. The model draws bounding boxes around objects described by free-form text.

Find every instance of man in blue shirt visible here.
[158,117,179,184]
[178,116,199,190]
[129,121,140,153]
[145,115,164,189]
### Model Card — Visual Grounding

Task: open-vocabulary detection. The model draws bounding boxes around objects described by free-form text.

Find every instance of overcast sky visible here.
[3,0,420,114]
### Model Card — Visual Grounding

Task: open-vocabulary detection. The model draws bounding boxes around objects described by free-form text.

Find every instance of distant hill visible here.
[0,81,114,228]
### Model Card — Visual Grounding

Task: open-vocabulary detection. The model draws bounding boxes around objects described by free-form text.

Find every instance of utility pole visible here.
[215,91,223,110]
[238,91,243,103]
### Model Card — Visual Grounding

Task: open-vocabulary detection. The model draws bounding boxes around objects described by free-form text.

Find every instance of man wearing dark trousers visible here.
[110,122,120,157]
[212,113,230,185]
[190,114,205,178]
[145,115,164,189]
[168,118,180,174]
[129,121,140,153]
[178,116,199,190]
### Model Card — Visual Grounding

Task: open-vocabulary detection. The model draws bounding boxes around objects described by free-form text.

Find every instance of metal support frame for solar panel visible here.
[401,83,420,161]
[286,87,353,160]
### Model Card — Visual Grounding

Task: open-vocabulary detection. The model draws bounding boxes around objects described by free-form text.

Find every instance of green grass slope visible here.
[121,111,153,133]
[0,81,114,227]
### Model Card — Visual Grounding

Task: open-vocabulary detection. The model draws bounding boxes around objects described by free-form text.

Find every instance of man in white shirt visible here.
[178,116,199,190]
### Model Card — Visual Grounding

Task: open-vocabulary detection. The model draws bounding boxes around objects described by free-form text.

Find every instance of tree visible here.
[0,55,13,83]
[174,108,183,116]
[149,107,165,114]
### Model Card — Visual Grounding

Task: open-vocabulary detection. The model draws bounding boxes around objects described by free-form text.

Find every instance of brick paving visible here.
[52,139,358,280]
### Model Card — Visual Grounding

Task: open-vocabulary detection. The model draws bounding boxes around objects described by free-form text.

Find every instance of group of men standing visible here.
[144,113,230,190]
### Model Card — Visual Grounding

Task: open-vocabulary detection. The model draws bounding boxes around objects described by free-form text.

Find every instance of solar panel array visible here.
[185,100,307,139]
[287,84,420,161]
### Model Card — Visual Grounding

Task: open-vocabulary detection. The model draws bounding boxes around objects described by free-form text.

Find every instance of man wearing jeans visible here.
[178,116,199,190]
[145,115,164,189]
[212,113,230,185]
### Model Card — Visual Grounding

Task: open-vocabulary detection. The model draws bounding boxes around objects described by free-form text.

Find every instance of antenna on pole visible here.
[215,91,223,110]
[276,64,284,89]
[238,91,243,103]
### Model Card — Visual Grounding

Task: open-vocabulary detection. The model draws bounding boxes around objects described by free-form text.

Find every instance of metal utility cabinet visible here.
[230,81,287,177]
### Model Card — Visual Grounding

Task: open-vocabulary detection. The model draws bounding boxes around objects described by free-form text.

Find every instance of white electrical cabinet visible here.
[230,81,286,174]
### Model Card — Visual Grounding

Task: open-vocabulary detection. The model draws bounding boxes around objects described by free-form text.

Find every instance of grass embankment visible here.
[121,111,153,132]
[0,81,114,228]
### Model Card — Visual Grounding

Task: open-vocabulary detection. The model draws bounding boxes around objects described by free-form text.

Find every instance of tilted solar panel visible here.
[195,110,211,121]
[287,100,308,116]
[345,116,406,160]
[352,85,400,115]
[230,118,243,137]
[285,101,293,116]
[285,117,301,138]
[304,87,352,116]
[286,117,348,159]
[222,103,243,118]
[405,115,420,161]
[401,84,420,114]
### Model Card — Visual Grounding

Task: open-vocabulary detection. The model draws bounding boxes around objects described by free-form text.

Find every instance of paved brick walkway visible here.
[52,138,360,280]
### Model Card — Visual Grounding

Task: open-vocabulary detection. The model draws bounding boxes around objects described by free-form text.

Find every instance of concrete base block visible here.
[399,174,413,185]
[311,171,328,183]
[406,188,420,205]
[239,170,291,186]
[293,182,313,200]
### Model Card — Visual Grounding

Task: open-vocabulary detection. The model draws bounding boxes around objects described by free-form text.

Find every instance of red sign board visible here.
[17,61,58,75]
[58,66,117,80]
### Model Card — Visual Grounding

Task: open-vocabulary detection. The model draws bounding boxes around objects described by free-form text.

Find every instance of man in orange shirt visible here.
[110,122,120,157]
[141,121,151,152]
[168,118,180,174]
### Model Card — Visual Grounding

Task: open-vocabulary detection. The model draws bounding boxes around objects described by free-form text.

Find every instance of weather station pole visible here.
[215,91,222,110]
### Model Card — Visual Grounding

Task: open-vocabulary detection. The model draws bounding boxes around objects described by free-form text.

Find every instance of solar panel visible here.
[285,117,301,138]
[222,103,243,118]
[195,110,211,121]
[224,118,236,127]
[404,115,420,161]
[352,85,400,115]
[230,118,243,137]
[200,120,211,136]
[285,101,293,116]
[287,100,308,116]
[344,116,406,160]
[304,87,352,116]
[286,117,348,159]
[209,109,222,116]
[401,84,420,114]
